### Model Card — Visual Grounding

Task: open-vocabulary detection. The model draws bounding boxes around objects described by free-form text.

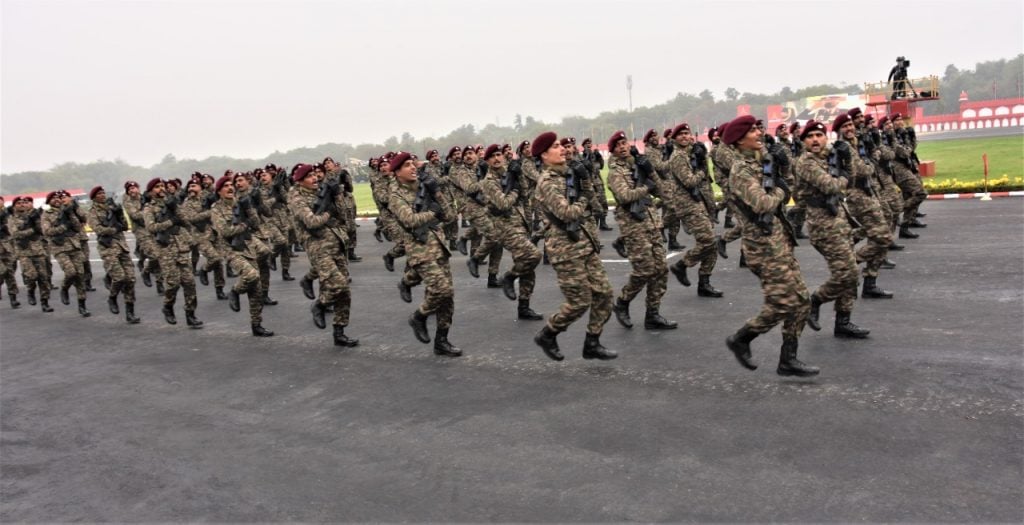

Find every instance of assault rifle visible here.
[688,142,718,222]
[230,195,256,251]
[412,164,443,243]
[0,206,10,240]
[628,146,656,220]
[98,197,127,248]
[154,193,182,247]
[17,208,43,249]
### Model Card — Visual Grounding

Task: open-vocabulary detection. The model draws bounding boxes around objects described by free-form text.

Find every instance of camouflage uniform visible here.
[144,196,200,319]
[327,167,359,260]
[520,154,542,232]
[71,203,94,289]
[8,208,52,306]
[0,207,18,305]
[480,162,541,314]
[781,138,808,236]
[893,131,927,226]
[582,148,610,229]
[427,160,460,249]
[123,195,161,283]
[452,161,503,278]
[648,141,681,246]
[664,144,721,293]
[86,201,137,309]
[238,186,281,300]
[372,173,407,266]
[211,197,268,326]
[41,203,88,303]
[840,137,893,283]
[258,181,293,275]
[180,193,226,291]
[876,132,906,233]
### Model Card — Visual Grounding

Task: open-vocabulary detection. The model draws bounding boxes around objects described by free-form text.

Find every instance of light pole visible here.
[627,75,635,141]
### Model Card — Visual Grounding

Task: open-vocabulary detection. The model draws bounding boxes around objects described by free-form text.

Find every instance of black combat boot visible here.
[697,275,723,298]
[670,261,691,286]
[898,223,919,239]
[229,289,241,312]
[215,286,228,300]
[27,288,36,306]
[456,237,469,256]
[738,251,747,268]
[162,304,177,325]
[807,292,822,331]
[383,253,395,272]
[644,309,678,330]
[725,326,759,370]
[299,276,315,299]
[311,300,327,329]
[262,293,278,306]
[533,325,563,361]
[598,216,613,231]
[84,279,96,292]
[880,258,896,270]
[716,236,728,259]
[582,333,617,360]
[348,248,362,262]
[889,241,905,251]
[77,299,91,317]
[611,238,627,258]
[252,323,274,337]
[398,280,412,303]
[612,298,633,329]
[777,337,820,377]
[517,299,542,320]
[448,238,457,251]
[268,256,277,271]
[333,325,359,347]
[41,299,54,313]
[9,295,20,309]
[834,311,870,338]
[409,310,431,343]
[60,285,70,305]
[125,302,140,324]
[916,212,926,218]
[104,274,112,290]
[668,237,683,251]
[501,272,518,301]
[293,242,304,253]
[155,278,164,295]
[487,273,501,288]
[198,268,209,286]
[862,276,893,299]
[466,257,481,278]
[433,327,462,357]
[185,310,203,329]
[107,294,119,315]
[373,228,384,243]
[908,218,926,228]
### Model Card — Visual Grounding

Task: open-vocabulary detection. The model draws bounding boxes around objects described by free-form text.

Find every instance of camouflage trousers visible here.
[880,183,905,231]
[893,167,927,223]
[226,252,263,324]
[157,248,197,311]
[309,242,351,327]
[495,220,540,301]
[618,220,668,310]
[846,189,892,279]
[196,236,226,287]
[676,198,718,276]
[78,238,92,283]
[591,177,610,219]
[548,250,613,335]
[662,200,681,240]
[0,245,18,297]
[466,208,503,276]
[413,257,454,330]
[381,209,407,259]
[135,233,162,276]
[99,246,137,305]
[17,254,51,301]
[54,248,87,300]
[741,233,810,339]
[721,197,747,243]
[806,209,858,314]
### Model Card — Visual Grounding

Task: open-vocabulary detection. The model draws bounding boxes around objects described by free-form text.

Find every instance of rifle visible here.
[736,149,796,245]
[851,136,879,197]
[313,177,341,216]
[0,207,9,241]
[688,142,718,222]
[412,164,442,243]
[154,193,182,247]
[628,147,655,220]
[558,167,583,242]
[895,128,920,173]
[98,198,127,248]
[230,196,256,251]
[17,208,43,249]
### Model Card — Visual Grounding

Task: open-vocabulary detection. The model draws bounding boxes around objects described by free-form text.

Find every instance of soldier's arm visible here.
[608,165,648,204]
[797,157,847,196]
[10,217,34,239]
[481,178,518,211]
[124,201,145,222]
[184,202,213,226]
[144,208,172,234]
[671,152,702,188]
[389,188,437,230]
[286,194,330,230]
[878,145,895,161]
[733,167,784,214]
[537,176,586,223]
[41,212,68,237]
[87,209,118,236]
[211,206,248,238]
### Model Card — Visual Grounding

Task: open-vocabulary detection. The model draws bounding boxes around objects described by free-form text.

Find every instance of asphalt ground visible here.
[1,198,1022,522]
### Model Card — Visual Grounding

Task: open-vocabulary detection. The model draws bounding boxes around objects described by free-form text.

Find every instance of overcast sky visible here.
[2,0,1022,174]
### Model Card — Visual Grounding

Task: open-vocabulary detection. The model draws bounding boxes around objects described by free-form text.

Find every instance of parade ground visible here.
[1,198,1022,522]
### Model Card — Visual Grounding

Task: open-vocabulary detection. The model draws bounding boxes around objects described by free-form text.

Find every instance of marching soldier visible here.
[258,166,296,280]
[478,144,544,320]
[0,196,20,309]
[233,172,278,305]
[388,152,461,357]
[531,132,617,362]
[41,191,91,316]
[453,145,503,286]
[782,121,809,239]
[181,176,229,300]
[86,186,141,323]
[123,181,163,293]
[722,115,818,377]
[605,131,677,331]
[876,116,907,251]
[143,178,203,328]
[891,113,928,237]
[324,157,361,262]
[581,138,612,231]
[793,121,870,339]
[210,176,274,337]
[9,197,53,311]
[376,156,408,274]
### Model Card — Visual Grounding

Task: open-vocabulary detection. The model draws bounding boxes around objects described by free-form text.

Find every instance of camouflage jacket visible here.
[450,162,487,214]
[480,164,528,230]
[41,205,84,254]
[86,201,130,253]
[535,162,599,264]
[608,154,658,230]
[794,150,851,223]
[180,194,215,240]
[389,179,452,266]
[211,198,270,260]
[9,208,46,256]
[122,195,150,237]
[143,197,191,253]
[286,185,347,253]
[730,150,789,245]
[710,142,736,187]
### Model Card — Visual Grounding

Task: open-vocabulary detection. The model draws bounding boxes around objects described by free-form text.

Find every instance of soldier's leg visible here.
[721,201,745,243]
[228,253,262,324]
[619,229,657,304]
[117,251,137,305]
[809,235,859,309]
[854,205,893,279]
[645,235,669,311]
[584,252,614,335]
[0,255,18,300]
[685,210,718,276]
[80,238,93,286]
[742,240,810,336]
[416,259,454,329]
[486,243,503,278]
[778,252,811,341]
[901,175,928,223]
[547,259,592,333]
[506,230,540,300]
[176,250,198,313]
[54,251,82,300]
[19,255,38,302]
[158,249,179,305]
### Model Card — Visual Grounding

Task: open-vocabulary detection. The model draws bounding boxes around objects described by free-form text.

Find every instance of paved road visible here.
[2,199,1022,522]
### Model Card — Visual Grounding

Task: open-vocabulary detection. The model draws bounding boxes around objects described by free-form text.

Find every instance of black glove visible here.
[643,176,658,192]
[507,159,522,176]
[569,159,589,180]
[774,175,790,195]
[629,145,640,158]
[236,195,251,210]
[427,199,444,218]
[165,196,179,213]
[663,141,674,160]
[635,155,654,176]
[420,174,440,195]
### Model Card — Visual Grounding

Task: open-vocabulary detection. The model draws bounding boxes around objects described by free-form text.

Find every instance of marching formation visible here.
[0,107,929,376]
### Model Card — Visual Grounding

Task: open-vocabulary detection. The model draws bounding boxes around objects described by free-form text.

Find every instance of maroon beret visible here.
[607,130,627,152]
[389,152,412,173]
[847,107,863,118]
[890,112,903,121]
[89,186,104,200]
[517,140,531,155]
[463,145,476,155]
[124,180,139,191]
[483,144,501,160]
[663,128,672,139]
[384,151,396,160]
[501,144,511,151]
[799,120,828,140]
[186,177,202,188]
[775,123,787,133]
[426,149,439,158]
[581,138,592,147]
[446,146,461,160]
[707,127,719,140]
[788,121,801,134]
[323,157,335,165]
[145,177,163,193]
[722,115,757,145]
[718,122,730,138]
[864,114,875,124]
[671,123,691,138]
[642,129,657,143]
[531,131,558,158]
[755,119,764,127]
[45,191,60,203]
[291,163,314,182]
[214,175,233,193]
[832,113,852,132]
[559,137,573,147]
[877,115,890,127]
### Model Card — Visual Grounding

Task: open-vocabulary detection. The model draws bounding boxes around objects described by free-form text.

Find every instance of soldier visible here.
[86,186,141,323]
[181,177,228,300]
[722,115,818,377]
[712,121,746,263]
[531,131,617,362]
[581,138,612,231]
[782,121,808,239]
[9,197,52,311]
[233,172,278,305]
[793,121,870,339]
[0,196,20,309]
[876,115,907,251]
[41,191,90,316]
[68,192,96,293]
[123,180,163,293]
[516,140,542,234]
[833,112,894,299]
[478,144,544,320]
[258,166,296,280]
[656,128,684,250]
[388,152,460,357]
[663,123,723,298]
[605,131,677,331]
[453,145,503,286]
[324,157,361,262]
[283,164,357,345]
[143,178,203,328]
[891,113,928,237]
[376,156,408,275]
[210,176,274,337]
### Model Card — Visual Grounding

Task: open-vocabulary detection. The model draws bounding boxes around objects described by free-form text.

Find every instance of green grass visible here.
[917,135,1023,184]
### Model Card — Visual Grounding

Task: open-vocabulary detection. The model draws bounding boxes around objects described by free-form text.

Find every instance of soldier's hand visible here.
[636,155,654,176]
[629,145,640,158]
[663,141,674,158]
[643,176,658,192]
[427,200,444,218]
[774,176,790,195]
[762,175,775,190]
[420,174,440,195]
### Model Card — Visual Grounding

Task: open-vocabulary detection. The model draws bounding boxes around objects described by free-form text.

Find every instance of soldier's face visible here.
[541,142,566,166]
[674,131,692,146]
[62,194,73,206]
[853,115,865,127]
[777,129,789,140]
[840,121,856,140]
[883,122,894,132]
[16,200,29,212]
[893,118,904,129]
[613,139,629,158]
[152,183,166,198]
[451,152,462,163]
[464,151,477,164]
[188,183,201,196]
[487,154,504,169]
[218,182,235,199]
[325,160,338,171]
[94,191,107,203]
[736,127,763,152]
[235,177,250,191]
[803,131,827,154]
[298,174,318,190]
[260,172,273,185]
[396,160,417,183]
